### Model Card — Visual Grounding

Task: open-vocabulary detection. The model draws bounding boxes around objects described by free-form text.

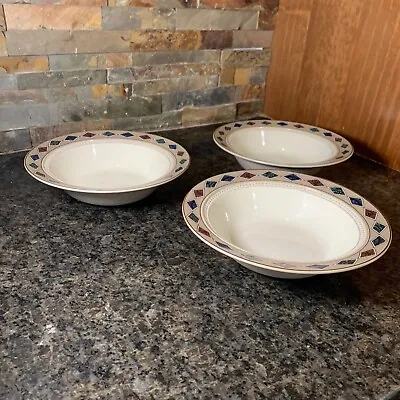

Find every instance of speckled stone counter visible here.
[0,125,399,400]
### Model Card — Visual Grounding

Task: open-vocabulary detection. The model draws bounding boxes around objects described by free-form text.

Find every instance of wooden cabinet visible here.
[265,0,400,170]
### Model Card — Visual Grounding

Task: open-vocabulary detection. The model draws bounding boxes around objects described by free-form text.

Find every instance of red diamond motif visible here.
[140,135,151,139]
[194,189,204,198]
[361,249,375,257]
[365,209,377,219]
[198,227,210,237]
[38,147,47,152]
[308,179,324,186]
[241,172,255,179]
[83,132,95,137]
[177,151,184,156]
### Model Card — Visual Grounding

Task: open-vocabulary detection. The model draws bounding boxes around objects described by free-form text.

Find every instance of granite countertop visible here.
[0,125,399,400]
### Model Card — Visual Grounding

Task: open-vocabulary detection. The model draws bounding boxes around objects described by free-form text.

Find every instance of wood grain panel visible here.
[265,0,314,116]
[265,0,400,170]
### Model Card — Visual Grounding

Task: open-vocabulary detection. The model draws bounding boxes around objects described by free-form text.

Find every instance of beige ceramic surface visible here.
[25,130,190,206]
[213,120,354,174]
[182,170,391,279]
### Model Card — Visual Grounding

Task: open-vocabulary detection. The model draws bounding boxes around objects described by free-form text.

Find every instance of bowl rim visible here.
[213,119,354,168]
[182,169,392,275]
[24,130,190,194]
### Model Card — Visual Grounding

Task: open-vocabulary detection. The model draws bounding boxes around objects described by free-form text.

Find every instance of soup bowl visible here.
[25,130,190,206]
[182,170,391,279]
[213,120,353,174]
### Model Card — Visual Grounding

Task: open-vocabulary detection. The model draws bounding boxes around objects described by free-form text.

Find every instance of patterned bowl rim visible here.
[24,130,190,194]
[182,169,392,275]
[213,119,354,168]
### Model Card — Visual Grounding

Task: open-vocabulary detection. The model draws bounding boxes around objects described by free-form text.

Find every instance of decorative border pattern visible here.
[213,119,354,168]
[25,130,190,193]
[182,170,391,274]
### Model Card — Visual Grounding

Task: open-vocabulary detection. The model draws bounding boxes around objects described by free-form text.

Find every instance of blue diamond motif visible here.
[175,167,183,172]
[169,144,177,149]
[206,181,217,188]
[215,241,231,250]
[221,175,235,182]
[122,132,133,137]
[373,223,385,233]
[31,154,39,161]
[187,200,197,210]
[350,197,363,206]
[65,135,77,141]
[323,132,332,136]
[277,122,288,126]
[285,174,301,181]
[309,264,329,269]
[263,171,278,178]
[103,131,114,136]
[189,213,199,223]
[372,236,385,246]
[234,123,242,127]
[338,260,356,265]
[331,187,345,195]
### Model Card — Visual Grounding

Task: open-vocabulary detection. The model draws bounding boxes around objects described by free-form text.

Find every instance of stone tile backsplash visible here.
[0,0,277,153]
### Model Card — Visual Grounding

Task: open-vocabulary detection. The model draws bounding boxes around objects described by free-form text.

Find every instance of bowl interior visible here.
[202,182,368,264]
[226,127,338,165]
[42,139,176,191]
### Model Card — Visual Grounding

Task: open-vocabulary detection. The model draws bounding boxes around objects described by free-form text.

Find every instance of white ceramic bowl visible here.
[25,130,190,206]
[214,120,354,174]
[182,170,391,279]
